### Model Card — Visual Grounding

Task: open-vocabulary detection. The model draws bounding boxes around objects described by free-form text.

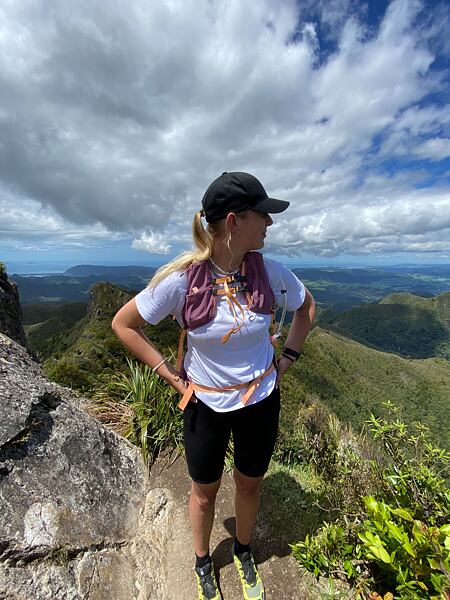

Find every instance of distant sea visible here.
[6,261,161,276]
[6,262,72,276]
[6,259,450,276]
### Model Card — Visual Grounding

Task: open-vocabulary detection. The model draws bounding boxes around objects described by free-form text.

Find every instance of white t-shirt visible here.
[134,258,306,412]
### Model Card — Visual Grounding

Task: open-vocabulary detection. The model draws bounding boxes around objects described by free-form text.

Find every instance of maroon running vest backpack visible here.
[182,251,275,331]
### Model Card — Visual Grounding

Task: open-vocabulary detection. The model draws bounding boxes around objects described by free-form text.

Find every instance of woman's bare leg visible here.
[189,478,222,557]
[233,468,264,546]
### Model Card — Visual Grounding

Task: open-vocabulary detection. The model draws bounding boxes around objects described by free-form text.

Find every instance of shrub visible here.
[275,397,378,514]
[275,400,341,474]
[89,357,183,465]
[291,403,450,599]
[45,358,95,392]
[358,497,450,599]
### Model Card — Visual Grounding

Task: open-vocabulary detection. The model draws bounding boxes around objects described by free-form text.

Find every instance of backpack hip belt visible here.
[178,363,276,411]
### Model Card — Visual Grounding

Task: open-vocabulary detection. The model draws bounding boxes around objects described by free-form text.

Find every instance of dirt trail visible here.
[151,455,315,600]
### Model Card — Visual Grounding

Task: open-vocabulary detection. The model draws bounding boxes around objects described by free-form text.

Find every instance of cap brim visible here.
[253,197,290,214]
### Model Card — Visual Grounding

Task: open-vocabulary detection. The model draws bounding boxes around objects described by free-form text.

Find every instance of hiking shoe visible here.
[195,561,222,600]
[232,546,265,600]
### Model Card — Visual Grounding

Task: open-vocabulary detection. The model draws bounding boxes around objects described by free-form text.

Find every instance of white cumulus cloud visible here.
[0,0,449,259]
[132,231,172,254]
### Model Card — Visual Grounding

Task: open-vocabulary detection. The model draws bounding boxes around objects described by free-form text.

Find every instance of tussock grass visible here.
[88,357,183,465]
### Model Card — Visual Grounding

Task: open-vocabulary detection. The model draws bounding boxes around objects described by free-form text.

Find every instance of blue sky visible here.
[1,0,450,273]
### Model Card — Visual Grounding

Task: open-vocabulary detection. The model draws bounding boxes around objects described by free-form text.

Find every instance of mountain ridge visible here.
[28,281,450,450]
[9,263,450,309]
[321,290,450,359]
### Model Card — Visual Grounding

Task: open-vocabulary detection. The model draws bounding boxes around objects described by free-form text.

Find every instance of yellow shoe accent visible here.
[195,561,222,600]
[233,550,265,600]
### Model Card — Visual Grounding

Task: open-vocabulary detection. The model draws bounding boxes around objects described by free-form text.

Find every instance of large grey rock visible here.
[0,271,27,349]
[0,333,174,599]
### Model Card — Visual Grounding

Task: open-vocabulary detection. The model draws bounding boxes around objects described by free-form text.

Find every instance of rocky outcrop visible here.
[87,283,131,320]
[0,269,28,348]
[0,333,174,599]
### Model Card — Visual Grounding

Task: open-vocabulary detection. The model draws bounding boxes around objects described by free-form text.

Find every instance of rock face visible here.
[0,270,28,348]
[87,283,131,320]
[0,332,174,599]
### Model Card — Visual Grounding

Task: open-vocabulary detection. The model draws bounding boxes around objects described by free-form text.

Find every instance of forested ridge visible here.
[23,283,450,451]
[320,291,450,360]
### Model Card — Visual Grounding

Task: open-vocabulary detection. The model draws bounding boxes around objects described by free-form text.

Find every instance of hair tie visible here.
[200,208,205,217]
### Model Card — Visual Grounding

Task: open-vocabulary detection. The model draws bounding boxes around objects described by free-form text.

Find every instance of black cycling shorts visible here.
[183,386,281,484]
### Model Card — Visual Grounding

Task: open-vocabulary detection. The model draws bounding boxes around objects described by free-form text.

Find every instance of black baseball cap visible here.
[201,172,290,223]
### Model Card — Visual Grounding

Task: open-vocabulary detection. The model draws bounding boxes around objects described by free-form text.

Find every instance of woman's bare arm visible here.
[276,288,315,385]
[111,299,187,394]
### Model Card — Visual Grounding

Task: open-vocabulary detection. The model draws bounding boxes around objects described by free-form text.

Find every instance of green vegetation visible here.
[280,327,450,450]
[294,267,450,312]
[290,404,450,599]
[24,302,88,360]
[41,283,179,395]
[320,292,450,360]
[88,358,183,465]
[22,302,88,325]
[0,261,6,276]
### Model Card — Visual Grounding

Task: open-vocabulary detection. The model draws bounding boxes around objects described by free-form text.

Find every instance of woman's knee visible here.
[233,468,263,498]
[190,479,221,509]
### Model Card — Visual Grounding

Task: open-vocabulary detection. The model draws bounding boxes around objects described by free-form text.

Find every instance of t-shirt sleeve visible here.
[265,259,306,311]
[134,271,187,325]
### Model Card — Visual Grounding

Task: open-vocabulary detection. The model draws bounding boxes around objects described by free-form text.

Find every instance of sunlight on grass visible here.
[88,357,183,465]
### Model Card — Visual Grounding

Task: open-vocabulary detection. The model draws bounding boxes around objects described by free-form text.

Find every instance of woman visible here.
[112,172,315,600]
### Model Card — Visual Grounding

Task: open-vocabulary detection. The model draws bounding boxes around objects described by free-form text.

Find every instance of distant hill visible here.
[10,265,157,305]
[319,291,450,359]
[294,266,450,311]
[23,302,88,360]
[41,283,179,392]
[22,301,88,325]
[10,263,450,310]
[64,265,157,277]
[30,281,450,450]
[281,327,450,450]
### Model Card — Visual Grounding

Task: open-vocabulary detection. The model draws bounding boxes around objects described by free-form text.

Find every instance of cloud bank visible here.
[0,0,449,258]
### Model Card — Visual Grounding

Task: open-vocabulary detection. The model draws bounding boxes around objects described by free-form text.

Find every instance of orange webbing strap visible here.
[221,276,247,343]
[178,363,275,410]
[215,275,236,284]
[214,287,239,295]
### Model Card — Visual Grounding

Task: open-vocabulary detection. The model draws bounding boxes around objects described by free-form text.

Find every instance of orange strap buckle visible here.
[178,363,275,411]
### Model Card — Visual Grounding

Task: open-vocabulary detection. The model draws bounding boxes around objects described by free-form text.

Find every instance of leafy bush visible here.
[275,399,341,473]
[275,397,378,515]
[45,358,95,392]
[0,261,7,276]
[358,497,450,599]
[291,404,450,599]
[89,357,183,465]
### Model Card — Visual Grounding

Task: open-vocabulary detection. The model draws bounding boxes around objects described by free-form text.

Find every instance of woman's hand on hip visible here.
[275,355,295,387]
[170,373,189,396]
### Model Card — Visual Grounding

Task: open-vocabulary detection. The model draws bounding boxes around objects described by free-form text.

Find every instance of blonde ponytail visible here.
[148,211,220,289]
